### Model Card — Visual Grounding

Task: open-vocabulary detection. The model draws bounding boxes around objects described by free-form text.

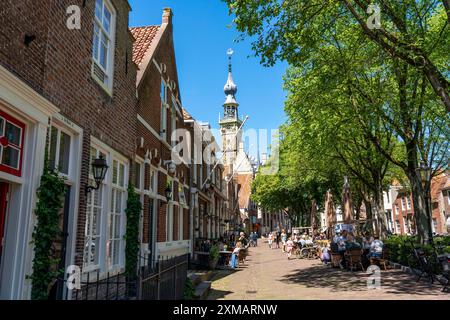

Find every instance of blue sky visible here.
[128,0,287,158]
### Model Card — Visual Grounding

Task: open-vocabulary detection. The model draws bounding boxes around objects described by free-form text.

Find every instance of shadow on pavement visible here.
[206,288,234,300]
[280,263,446,296]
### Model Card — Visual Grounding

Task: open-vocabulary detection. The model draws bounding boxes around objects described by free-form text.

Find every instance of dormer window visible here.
[91,0,116,94]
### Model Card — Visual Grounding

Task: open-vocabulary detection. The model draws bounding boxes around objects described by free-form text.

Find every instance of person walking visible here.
[268,232,274,249]
[286,237,294,259]
[276,230,281,249]
[281,229,287,253]
[253,232,258,247]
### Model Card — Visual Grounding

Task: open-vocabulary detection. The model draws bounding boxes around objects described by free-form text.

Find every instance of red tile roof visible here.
[130,26,160,66]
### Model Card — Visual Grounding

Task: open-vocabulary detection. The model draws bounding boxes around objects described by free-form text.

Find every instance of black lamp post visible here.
[86,155,108,194]
[418,161,433,244]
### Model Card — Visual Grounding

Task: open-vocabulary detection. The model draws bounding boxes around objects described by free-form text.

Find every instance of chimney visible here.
[162,7,173,24]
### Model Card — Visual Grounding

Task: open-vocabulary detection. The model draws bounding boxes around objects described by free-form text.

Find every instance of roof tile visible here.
[130,26,160,66]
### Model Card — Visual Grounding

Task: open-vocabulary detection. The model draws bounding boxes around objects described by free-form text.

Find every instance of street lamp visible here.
[418,161,433,243]
[86,155,109,194]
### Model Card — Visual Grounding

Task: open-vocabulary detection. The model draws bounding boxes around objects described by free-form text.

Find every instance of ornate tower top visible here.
[223,48,238,106]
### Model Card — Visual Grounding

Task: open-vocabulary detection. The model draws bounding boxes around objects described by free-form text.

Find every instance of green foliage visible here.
[183,278,195,300]
[124,183,142,281]
[384,234,450,272]
[228,0,450,243]
[30,164,66,300]
[209,244,220,260]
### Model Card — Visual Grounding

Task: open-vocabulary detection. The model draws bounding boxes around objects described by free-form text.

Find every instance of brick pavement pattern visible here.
[207,240,449,300]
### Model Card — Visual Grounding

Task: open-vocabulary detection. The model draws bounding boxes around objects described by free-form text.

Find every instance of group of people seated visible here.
[331,230,384,268]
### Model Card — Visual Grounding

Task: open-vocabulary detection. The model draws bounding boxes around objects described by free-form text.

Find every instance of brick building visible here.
[0,0,138,299]
[383,173,450,235]
[131,8,191,259]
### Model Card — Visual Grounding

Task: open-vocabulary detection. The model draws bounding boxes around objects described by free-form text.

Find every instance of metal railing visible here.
[55,254,189,300]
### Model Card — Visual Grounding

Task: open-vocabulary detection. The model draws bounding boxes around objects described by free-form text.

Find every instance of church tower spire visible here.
[220,49,243,167]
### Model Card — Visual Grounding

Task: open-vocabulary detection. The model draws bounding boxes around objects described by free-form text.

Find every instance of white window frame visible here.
[178,205,183,241]
[170,95,177,147]
[84,138,129,276]
[108,158,127,271]
[166,177,174,242]
[432,218,437,233]
[48,125,74,177]
[91,0,116,94]
[160,79,167,140]
[135,159,145,247]
[395,220,400,234]
[401,197,406,211]
[406,196,411,210]
[84,146,108,273]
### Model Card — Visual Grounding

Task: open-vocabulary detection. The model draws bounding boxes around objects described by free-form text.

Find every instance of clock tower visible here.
[219,49,243,167]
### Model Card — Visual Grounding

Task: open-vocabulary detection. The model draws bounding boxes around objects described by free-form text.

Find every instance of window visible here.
[406,197,411,210]
[134,162,142,189]
[108,159,126,268]
[171,96,177,147]
[0,110,25,177]
[179,206,183,240]
[401,197,406,211]
[146,168,157,194]
[84,144,128,273]
[49,126,72,175]
[91,0,116,92]
[386,192,390,204]
[395,204,400,215]
[84,183,103,269]
[179,184,186,205]
[432,218,437,233]
[84,147,107,270]
[166,178,173,242]
[395,220,400,234]
[160,80,167,139]
[193,163,197,184]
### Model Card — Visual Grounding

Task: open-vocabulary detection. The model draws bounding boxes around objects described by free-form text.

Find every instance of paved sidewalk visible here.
[207,241,449,300]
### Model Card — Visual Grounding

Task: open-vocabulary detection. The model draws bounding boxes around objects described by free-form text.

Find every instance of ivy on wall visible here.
[124,184,142,283]
[29,158,66,300]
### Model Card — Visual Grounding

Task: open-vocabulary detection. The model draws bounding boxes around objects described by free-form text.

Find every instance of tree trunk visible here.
[403,141,431,244]
[373,184,388,239]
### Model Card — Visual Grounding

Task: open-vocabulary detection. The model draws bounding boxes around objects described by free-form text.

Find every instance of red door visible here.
[0,182,9,264]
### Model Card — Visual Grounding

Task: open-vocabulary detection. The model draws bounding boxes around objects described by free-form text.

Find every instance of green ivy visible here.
[183,278,195,300]
[30,160,66,300]
[124,184,142,283]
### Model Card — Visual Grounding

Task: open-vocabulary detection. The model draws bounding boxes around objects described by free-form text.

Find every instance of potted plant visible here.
[209,244,220,270]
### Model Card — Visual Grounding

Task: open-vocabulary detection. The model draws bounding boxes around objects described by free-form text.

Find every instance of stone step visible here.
[188,270,214,287]
[193,281,211,300]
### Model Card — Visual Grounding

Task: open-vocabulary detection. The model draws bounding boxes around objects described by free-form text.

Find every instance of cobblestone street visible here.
[207,240,449,300]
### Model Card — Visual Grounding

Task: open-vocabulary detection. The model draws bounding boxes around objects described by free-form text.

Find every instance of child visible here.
[268,232,274,249]
[321,244,331,265]
[286,237,294,260]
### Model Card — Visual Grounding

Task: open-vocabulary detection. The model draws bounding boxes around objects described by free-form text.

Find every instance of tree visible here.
[225,0,449,111]
[226,0,449,243]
